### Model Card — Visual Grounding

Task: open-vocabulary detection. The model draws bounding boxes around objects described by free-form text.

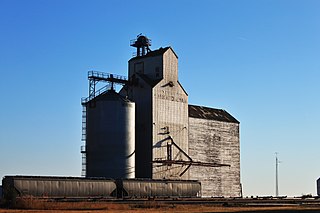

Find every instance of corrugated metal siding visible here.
[122,179,200,198]
[4,176,116,198]
[86,91,135,178]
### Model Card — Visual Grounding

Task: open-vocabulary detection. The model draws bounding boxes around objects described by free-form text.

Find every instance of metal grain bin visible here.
[2,176,116,200]
[85,90,135,179]
[122,179,201,198]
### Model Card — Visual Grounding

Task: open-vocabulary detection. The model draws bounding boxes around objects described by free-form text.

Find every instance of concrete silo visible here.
[83,89,135,179]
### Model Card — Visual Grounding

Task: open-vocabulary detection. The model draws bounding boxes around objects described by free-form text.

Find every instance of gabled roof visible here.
[189,104,239,123]
[129,46,177,61]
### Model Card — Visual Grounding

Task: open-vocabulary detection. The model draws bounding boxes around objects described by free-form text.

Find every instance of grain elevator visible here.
[81,35,241,197]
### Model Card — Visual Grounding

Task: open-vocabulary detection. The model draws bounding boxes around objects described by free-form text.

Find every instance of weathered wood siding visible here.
[152,49,189,179]
[125,47,189,179]
[189,117,241,197]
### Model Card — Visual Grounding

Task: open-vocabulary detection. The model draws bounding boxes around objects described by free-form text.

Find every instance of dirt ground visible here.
[1,205,320,213]
[1,198,320,213]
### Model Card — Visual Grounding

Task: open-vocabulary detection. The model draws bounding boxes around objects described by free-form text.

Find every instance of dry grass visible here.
[1,206,320,213]
[1,197,320,213]
[7,197,129,210]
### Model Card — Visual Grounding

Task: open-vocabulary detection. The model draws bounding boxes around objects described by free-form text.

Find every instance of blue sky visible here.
[0,0,319,196]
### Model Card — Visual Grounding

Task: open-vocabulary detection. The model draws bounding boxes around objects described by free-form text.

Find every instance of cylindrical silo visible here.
[85,90,135,178]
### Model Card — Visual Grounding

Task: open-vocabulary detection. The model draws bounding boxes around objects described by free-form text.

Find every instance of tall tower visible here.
[121,35,189,179]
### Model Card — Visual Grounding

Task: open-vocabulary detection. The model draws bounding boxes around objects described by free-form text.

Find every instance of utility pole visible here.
[275,152,280,197]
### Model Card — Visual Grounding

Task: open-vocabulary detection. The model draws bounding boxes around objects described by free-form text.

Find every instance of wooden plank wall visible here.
[189,117,241,197]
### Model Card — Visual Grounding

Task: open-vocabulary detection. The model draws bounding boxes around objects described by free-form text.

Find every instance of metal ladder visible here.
[81,106,87,177]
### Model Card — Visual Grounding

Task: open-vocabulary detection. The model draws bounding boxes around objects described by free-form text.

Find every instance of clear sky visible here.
[0,0,319,197]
